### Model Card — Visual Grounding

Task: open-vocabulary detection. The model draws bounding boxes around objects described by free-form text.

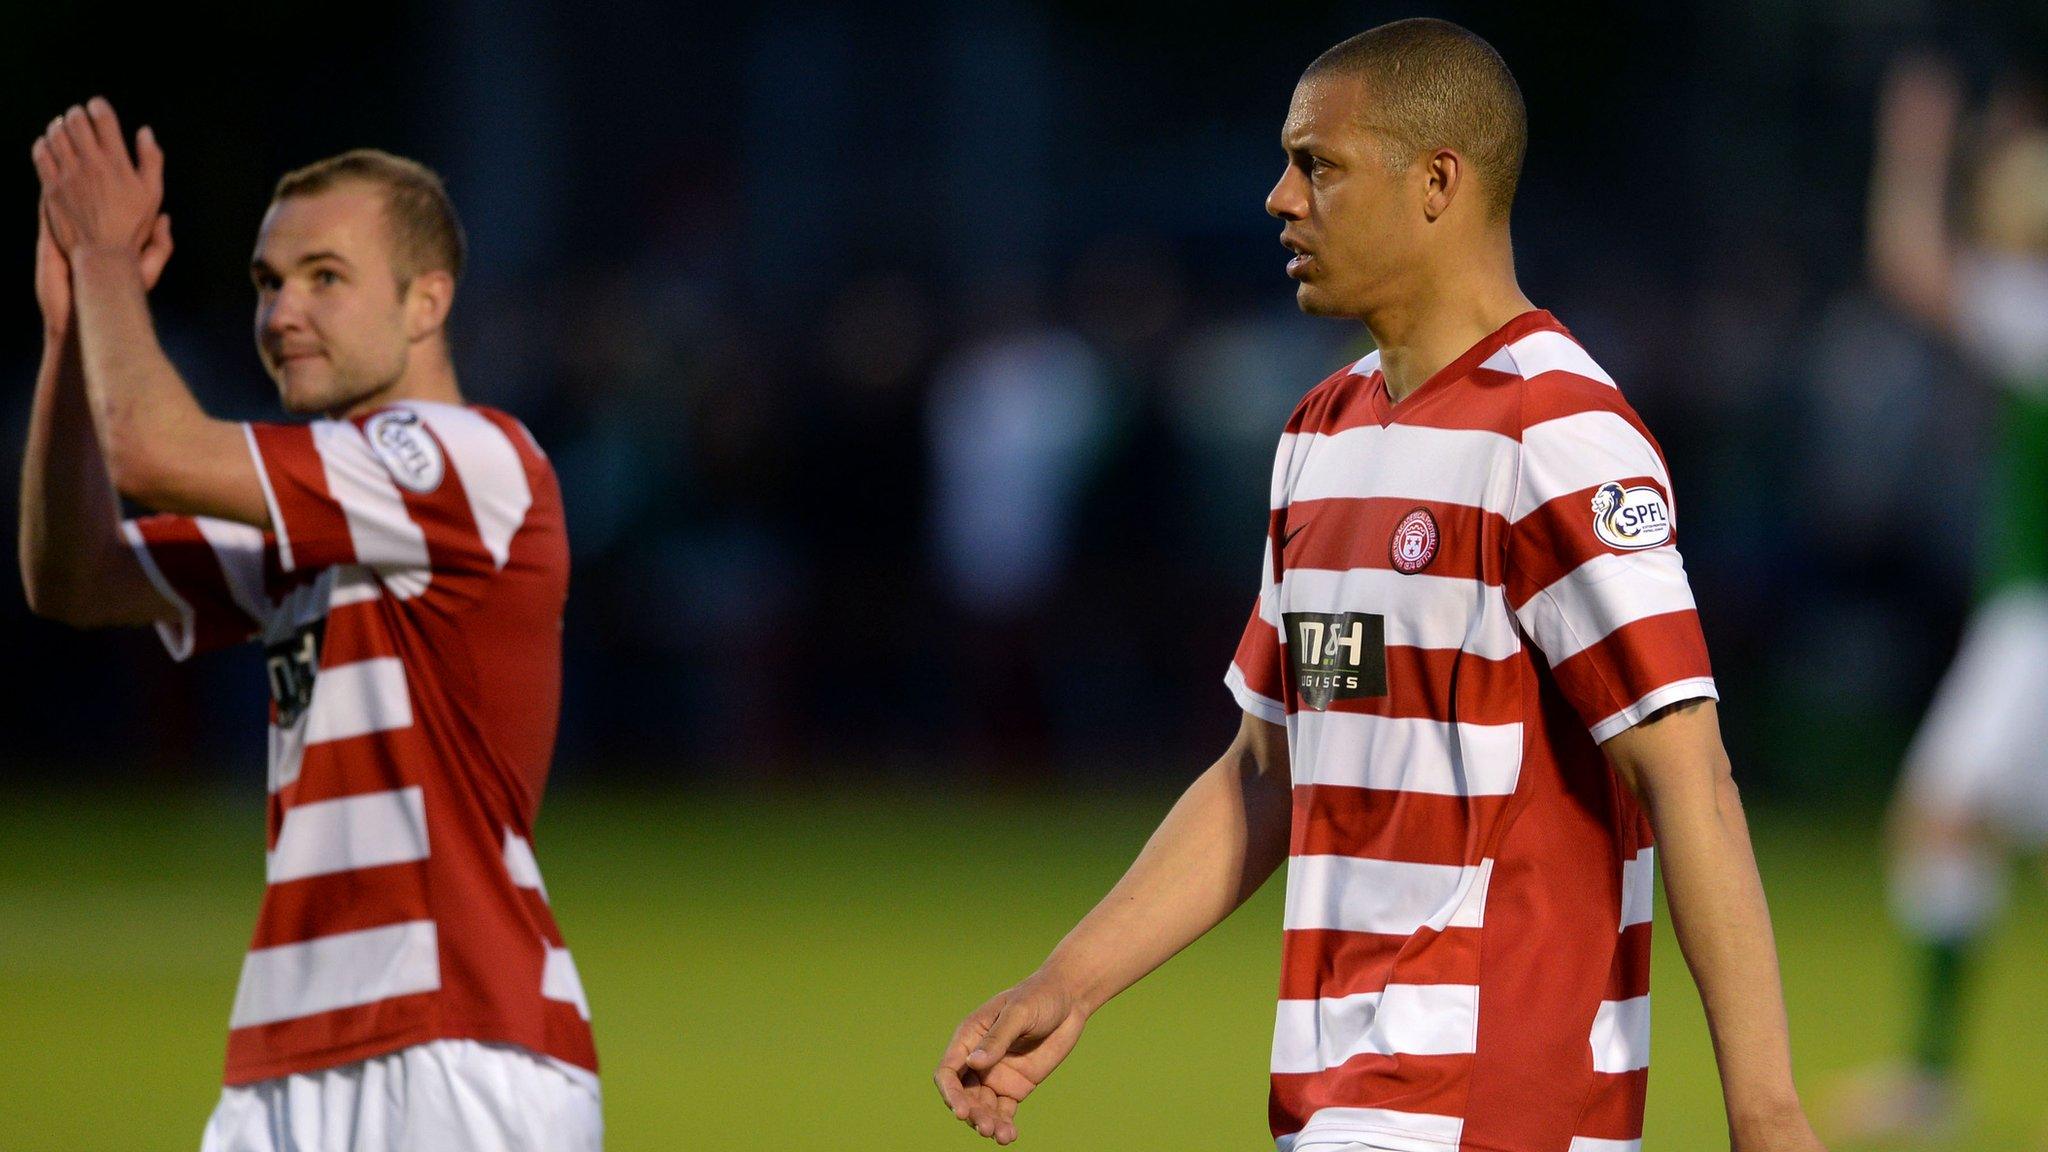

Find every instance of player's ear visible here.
[404,270,455,341]
[1422,148,1462,222]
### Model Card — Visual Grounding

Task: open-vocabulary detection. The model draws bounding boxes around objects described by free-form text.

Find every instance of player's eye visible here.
[253,273,280,293]
[312,268,342,288]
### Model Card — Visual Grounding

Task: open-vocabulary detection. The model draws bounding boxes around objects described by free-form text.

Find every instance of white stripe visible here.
[266,787,429,884]
[1292,713,1523,796]
[1512,410,1669,521]
[542,946,591,1020]
[304,657,412,744]
[1350,350,1381,377]
[122,521,199,662]
[1225,663,1288,726]
[229,920,440,1029]
[328,566,382,607]
[1285,855,1493,935]
[1590,995,1652,1073]
[1589,677,1719,744]
[1569,1138,1642,1152]
[245,423,295,571]
[312,420,431,594]
[1619,847,1655,930]
[1271,984,1479,1073]
[1279,424,1517,511]
[1482,329,1616,387]
[1516,550,1699,664]
[504,830,549,901]
[194,517,272,624]
[1287,1106,1465,1151]
[408,403,532,570]
[1277,568,1520,660]
[270,658,414,794]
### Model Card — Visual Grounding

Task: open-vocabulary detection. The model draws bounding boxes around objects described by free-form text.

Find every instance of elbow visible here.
[21,565,95,629]
[103,431,175,510]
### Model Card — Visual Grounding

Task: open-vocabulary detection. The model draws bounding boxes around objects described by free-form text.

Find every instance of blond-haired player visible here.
[23,99,599,1151]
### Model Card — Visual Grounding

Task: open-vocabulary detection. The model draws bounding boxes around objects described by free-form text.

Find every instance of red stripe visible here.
[1291,646,1525,727]
[1270,1052,1473,1139]
[1505,478,1672,606]
[1546,611,1713,732]
[131,515,262,650]
[1576,1068,1649,1140]
[1233,601,1286,702]
[274,725,433,811]
[247,861,431,949]
[1607,922,1653,1001]
[1277,497,1504,585]
[248,422,356,572]
[1291,785,1507,867]
[225,993,436,1086]
[1521,372,1658,443]
[1278,926,1481,1001]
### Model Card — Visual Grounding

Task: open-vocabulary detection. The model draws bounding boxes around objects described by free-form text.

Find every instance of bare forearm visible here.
[1040,743,1292,1017]
[1645,772,1806,1137]
[69,246,214,497]
[19,330,131,616]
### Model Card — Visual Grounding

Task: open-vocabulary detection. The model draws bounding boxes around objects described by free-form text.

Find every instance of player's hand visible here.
[32,97,164,260]
[34,198,173,336]
[933,971,1089,1144]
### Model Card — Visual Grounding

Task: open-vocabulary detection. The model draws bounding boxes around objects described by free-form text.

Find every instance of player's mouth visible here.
[1282,236,1315,279]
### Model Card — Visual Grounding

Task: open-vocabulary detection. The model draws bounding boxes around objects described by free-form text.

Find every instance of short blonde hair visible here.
[273,149,466,284]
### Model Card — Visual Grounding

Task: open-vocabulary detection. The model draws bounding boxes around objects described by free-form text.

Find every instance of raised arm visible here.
[1603,700,1826,1152]
[35,99,268,527]
[1868,57,1963,333]
[933,710,1293,1144]
[19,192,178,628]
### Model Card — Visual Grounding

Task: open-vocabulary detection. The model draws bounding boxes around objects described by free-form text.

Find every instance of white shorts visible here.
[199,1039,602,1152]
[1901,588,2048,843]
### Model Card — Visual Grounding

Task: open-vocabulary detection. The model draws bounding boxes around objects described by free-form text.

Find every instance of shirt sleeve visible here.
[244,406,535,590]
[1507,391,1716,742]
[121,513,273,661]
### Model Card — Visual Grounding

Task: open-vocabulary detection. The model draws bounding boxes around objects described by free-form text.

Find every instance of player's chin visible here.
[1292,282,1346,317]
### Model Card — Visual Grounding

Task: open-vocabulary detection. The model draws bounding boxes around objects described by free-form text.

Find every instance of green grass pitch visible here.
[0,788,2042,1148]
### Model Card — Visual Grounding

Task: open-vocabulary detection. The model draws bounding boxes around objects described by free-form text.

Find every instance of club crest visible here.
[1389,507,1439,574]
[1591,481,1671,549]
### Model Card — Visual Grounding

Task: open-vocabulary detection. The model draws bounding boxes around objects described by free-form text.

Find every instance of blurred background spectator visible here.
[5,0,2046,801]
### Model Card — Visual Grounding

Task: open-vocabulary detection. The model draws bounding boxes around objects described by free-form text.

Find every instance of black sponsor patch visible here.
[1283,611,1387,710]
[264,617,325,728]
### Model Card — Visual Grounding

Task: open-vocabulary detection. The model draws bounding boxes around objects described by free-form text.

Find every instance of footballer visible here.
[935,20,1826,1152]
[21,100,599,1149]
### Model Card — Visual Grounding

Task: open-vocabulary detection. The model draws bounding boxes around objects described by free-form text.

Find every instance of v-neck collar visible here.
[1366,308,1560,426]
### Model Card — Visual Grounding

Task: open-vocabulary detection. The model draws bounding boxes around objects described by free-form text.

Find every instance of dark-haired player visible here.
[936,20,1825,1151]
[24,99,599,1149]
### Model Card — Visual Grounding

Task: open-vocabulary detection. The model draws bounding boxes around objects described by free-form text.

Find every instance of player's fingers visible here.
[60,106,95,167]
[85,96,123,158]
[966,1003,1038,1071]
[932,1063,974,1119]
[43,116,76,172]
[140,214,173,287]
[30,137,57,187]
[136,125,164,192]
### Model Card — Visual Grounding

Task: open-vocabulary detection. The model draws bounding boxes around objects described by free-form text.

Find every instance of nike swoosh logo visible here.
[1279,523,1309,551]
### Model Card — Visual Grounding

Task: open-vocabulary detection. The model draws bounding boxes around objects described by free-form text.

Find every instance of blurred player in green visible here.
[1828,55,2048,1145]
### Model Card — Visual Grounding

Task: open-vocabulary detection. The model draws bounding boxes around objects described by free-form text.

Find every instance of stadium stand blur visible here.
[5,0,2045,797]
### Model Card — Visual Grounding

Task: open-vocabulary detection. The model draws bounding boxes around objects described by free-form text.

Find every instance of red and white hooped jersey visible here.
[1226,311,1713,1152]
[122,400,595,1087]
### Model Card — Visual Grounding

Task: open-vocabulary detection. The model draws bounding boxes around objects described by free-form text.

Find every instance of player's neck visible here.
[1368,243,1532,404]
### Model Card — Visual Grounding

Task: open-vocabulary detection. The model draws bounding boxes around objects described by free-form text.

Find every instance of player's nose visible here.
[1266,166,1306,220]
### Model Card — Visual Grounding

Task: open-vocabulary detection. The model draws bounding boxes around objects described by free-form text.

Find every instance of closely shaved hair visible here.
[273,149,466,285]
[1305,18,1527,220]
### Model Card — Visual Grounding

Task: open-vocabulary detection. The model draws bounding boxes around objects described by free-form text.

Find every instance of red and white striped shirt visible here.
[1227,311,1712,1152]
[122,400,595,1087]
